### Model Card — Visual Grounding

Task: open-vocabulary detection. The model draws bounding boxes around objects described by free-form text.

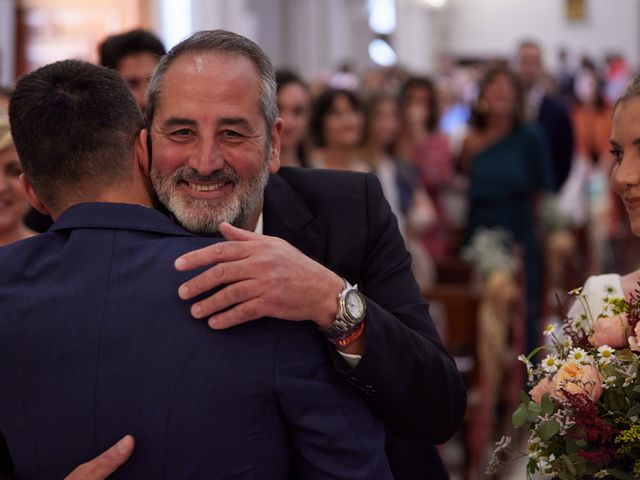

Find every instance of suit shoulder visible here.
[274,167,379,198]
[541,95,570,116]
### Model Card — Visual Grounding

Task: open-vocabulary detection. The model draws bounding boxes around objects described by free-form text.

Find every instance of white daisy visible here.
[597,345,616,365]
[543,324,556,337]
[541,353,560,373]
[567,348,590,365]
[602,376,616,389]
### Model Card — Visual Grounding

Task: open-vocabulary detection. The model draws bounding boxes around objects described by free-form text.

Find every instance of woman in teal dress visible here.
[460,65,556,354]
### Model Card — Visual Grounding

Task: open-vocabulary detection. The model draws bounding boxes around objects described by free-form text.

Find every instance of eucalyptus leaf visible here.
[561,454,576,475]
[540,393,554,414]
[519,389,530,404]
[627,403,640,418]
[564,437,578,454]
[513,405,529,427]
[526,408,539,422]
[538,419,560,441]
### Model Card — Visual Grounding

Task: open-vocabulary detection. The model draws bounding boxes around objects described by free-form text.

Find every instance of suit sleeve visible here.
[274,324,392,480]
[332,173,466,444]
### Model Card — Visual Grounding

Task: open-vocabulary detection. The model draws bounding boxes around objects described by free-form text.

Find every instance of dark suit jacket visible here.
[538,95,574,190]
[264,169,467,479]
[0,203,392,479]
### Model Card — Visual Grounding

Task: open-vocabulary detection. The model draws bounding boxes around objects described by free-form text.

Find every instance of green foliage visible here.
[538,420,560,441]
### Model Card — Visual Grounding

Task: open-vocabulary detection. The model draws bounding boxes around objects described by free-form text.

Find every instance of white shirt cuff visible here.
[337,350,362,368]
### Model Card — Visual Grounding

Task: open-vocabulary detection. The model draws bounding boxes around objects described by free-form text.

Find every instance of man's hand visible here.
[175,222,345,330]
[64,435,134,480]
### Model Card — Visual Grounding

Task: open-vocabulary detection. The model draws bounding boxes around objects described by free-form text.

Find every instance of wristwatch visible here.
[321,279,367,341]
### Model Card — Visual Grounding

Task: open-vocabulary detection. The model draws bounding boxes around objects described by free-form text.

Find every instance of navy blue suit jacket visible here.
[0,203,392,479]
[264,169,467,479]
[537,95,574,191]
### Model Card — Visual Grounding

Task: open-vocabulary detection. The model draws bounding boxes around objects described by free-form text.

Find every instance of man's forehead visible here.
[167,51,257,78]
[152,52,264,128]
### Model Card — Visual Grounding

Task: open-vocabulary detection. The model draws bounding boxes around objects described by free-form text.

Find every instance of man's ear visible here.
[268,118,283,174]
[135,129,150,176]
[19,174,49,216]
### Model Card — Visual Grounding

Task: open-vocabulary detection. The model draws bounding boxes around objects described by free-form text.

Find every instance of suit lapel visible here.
[263,173,328,266]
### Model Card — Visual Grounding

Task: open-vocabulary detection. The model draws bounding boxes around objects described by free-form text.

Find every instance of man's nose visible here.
[189,137,224,176]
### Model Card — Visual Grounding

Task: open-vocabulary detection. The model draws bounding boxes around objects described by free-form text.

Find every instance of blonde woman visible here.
[0,112,34,246]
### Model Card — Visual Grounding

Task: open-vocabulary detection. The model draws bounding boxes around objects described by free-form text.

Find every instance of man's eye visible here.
[221,130,243,140]
[171,129,193,136]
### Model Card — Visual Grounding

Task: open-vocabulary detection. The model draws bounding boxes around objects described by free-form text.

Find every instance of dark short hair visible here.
[9,59,144,209]
[398,76,440,132]
[276,69,309,94]
[147,30,277,135]
[99,29,166,70]
[468,64,524,131]
[310,88,362,147]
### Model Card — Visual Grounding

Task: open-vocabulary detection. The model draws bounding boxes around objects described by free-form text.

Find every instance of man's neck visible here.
[49,187,154,220]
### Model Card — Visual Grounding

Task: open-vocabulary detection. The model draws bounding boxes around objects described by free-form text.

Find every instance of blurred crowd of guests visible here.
[273,39,639,353]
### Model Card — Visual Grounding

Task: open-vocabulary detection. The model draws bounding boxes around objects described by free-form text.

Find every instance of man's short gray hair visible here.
[146,30,278,133]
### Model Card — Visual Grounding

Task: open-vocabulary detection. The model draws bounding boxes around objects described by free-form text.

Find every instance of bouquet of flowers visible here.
[491,285,640,479]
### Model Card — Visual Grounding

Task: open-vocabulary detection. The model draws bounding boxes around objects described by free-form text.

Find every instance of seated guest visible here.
[0,59,392,479]
[0,113,34,246]
[275,69,312,167]
[308,88,368,171]
[98,29,166,113]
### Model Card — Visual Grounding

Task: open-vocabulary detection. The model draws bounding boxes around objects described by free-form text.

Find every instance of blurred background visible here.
[2,0,640,478]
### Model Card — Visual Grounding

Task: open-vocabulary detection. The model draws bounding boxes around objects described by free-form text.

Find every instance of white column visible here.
[0,0,16,86]
[395,0,441,74]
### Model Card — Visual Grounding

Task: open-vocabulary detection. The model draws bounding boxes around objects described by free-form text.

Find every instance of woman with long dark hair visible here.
[460,64,555,353]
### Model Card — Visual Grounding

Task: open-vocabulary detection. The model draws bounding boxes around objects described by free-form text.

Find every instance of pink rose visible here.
[552,361,603,402]
[530,377,553,404]
[628,322,640,352]
[589,313,629,348]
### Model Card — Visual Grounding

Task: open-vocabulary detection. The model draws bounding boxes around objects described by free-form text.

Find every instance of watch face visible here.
[345,290,365,319]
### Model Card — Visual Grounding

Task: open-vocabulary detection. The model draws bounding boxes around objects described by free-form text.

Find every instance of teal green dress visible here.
[466,124,555,353]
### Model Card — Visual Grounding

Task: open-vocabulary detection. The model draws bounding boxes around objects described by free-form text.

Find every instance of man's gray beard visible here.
[150,162,270,235]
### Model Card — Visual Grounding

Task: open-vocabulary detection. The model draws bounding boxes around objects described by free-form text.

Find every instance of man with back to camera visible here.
[5,30,466,480]
[0,59,393,478]
[99,29,166,113]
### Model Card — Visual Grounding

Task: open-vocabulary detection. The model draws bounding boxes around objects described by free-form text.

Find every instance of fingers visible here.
[64,435,135,480]
[175,240,251,272]
[190,279,262,320]
[219,222,260,241]
[207,298,268,329]
[178,259,253,301]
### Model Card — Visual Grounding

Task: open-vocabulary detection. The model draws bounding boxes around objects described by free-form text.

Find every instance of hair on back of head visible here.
[9,59,144,209]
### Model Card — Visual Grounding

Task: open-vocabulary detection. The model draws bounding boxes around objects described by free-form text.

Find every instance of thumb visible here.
[64,435,135,479]
[219,222,259,241]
